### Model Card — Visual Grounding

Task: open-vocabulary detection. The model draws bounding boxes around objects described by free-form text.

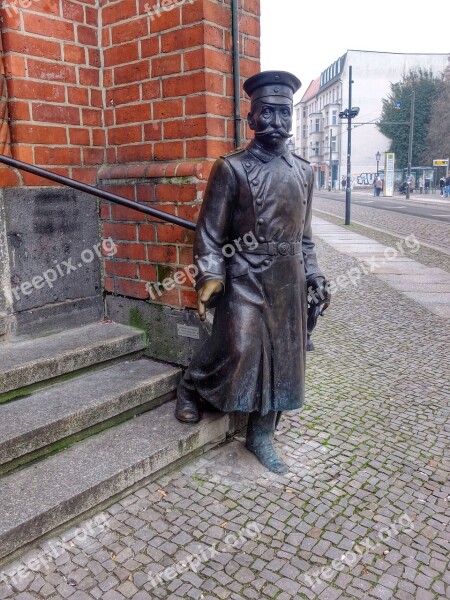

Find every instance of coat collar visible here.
[246,139,294,167]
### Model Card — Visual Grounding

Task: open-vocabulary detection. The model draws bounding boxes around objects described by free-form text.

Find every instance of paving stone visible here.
[131,591,153,600]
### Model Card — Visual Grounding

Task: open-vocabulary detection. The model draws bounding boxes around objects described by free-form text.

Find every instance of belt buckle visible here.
[278,242,290,256]
[268,242,277,256]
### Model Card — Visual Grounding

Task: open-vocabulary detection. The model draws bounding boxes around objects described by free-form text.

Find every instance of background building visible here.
[294,50,449,189]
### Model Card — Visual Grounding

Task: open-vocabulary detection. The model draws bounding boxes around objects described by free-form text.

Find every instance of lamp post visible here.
[376,151,381,176]
[339,66,359,225]
[405,91,415,199]
[328,128,333,191]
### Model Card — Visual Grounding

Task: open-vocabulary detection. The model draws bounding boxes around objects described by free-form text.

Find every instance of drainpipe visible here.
[231,0,242,148]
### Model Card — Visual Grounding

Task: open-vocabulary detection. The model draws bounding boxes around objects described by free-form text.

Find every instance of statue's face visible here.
[248,101,293,145]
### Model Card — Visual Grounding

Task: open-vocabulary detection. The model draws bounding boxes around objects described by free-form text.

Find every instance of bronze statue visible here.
[175,71,330,474]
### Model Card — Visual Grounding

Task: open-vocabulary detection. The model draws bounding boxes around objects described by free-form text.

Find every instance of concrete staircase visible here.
[0,321,235,564]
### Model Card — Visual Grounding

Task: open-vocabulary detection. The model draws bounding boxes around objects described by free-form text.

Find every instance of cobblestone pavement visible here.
[1,235,449,600]
[312,194,450,251]
[311,212,450,275]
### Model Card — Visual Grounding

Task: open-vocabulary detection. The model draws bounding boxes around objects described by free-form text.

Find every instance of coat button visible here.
[263,259,271,266]
[299,259,303,264]
[258,236,265,243]
[303,200,307,205]
[245,162,251,168]
[252,180,259,185]
[256,199,263,205]
[257,218,264,225]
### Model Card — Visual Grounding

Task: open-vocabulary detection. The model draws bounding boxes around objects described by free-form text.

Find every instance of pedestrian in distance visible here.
[446,174,450,198]
[375,176,383,197]
[341,175,346,191]
[374,175,382,197]
[439,176,446,196]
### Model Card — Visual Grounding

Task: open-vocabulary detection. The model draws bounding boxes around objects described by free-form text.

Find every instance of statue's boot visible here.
[175,378,200,423]
[245,411,289,474]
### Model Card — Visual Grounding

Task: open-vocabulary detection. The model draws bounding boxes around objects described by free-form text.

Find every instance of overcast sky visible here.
[260,0,450,105]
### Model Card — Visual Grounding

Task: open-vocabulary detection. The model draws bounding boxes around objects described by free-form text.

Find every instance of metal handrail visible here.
[0,154,197,231]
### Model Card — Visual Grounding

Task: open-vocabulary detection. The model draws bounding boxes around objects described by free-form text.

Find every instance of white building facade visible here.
[294,50,449,189]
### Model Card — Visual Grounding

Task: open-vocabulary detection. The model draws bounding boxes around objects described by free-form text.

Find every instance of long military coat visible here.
[185,139,323,415]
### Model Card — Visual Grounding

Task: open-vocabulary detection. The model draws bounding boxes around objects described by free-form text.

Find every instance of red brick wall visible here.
[0,0,104,185]
[102,0,259,164]
[0,0,260,309]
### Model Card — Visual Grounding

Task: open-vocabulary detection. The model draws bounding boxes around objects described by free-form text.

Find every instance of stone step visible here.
[0,401,232,562]
[0,321,146,396]
[0,357,181,471]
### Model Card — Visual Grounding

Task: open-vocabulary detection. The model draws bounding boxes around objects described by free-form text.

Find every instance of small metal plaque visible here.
[177,324,200,339]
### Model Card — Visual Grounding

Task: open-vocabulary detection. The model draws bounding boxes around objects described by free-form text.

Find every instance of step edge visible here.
[0,332,147,395]
[0,412,229,562]
[0,369,182,466]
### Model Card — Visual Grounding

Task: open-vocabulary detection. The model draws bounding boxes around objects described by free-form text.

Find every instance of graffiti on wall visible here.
[356,173,377,186]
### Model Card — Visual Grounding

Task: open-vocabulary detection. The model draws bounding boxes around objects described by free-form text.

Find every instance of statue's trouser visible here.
[176,375,289,474]
[245,410,289,474]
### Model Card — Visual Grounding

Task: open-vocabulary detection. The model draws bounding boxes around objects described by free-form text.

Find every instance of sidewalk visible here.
[312,195,450,253]
[326,189,450,204]
[1,219,449,600]
[312,217,450,320]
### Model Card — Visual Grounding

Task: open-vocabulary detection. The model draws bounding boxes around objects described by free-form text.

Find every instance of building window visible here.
[303,109,306,118]
[315,118,320,132]
[302,125,307,138]
[331,136,336,152]
[332,110,337,125]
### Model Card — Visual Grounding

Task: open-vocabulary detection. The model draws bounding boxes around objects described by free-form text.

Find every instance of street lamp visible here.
[376,151,381,176]
[405,91,415,199]
[339,65,359,225]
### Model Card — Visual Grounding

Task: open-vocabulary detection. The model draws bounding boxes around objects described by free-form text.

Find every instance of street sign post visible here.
[433,159,449,177]
[384,153,395,197]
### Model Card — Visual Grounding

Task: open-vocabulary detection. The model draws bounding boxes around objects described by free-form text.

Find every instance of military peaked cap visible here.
[243,70,301,105]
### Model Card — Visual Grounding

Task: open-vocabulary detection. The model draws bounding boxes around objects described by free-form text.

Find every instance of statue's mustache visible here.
[255,128,292,139]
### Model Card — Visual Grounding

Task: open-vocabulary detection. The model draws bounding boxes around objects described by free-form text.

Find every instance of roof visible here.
[298,78,320,103]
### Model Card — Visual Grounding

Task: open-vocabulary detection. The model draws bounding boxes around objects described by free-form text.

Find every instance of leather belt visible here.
[238,241,302,256]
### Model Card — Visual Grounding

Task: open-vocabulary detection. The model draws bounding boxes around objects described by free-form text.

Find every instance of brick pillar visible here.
[100,0,260,364]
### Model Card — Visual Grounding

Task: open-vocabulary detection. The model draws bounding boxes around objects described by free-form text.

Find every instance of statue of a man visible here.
[175,71,330,474]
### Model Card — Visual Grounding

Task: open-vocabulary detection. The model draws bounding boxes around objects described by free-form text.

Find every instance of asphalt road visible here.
[314,190,450,224]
